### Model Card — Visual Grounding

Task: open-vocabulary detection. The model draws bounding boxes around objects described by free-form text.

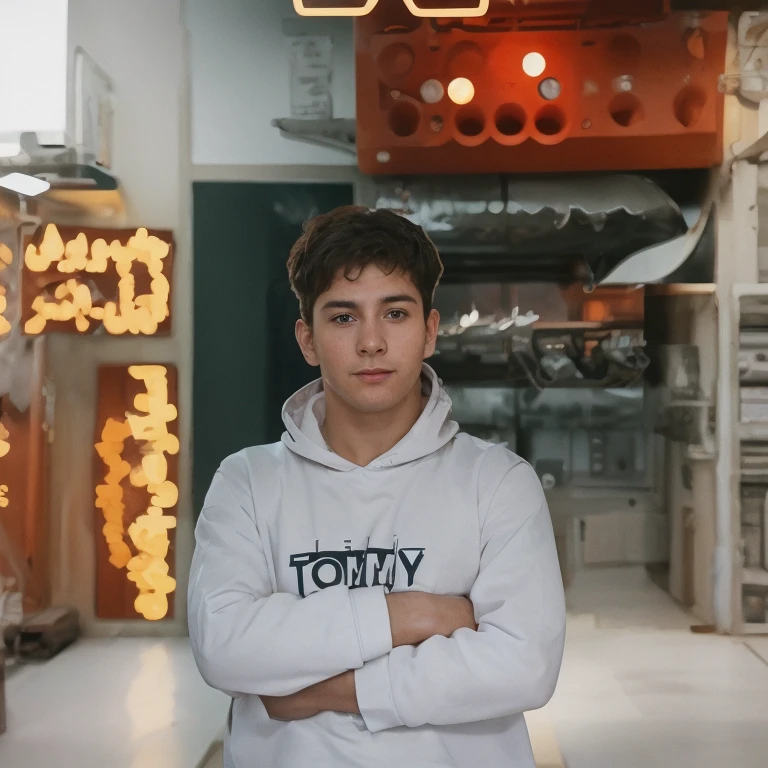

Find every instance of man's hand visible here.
[260,689,320,721]
[386,591,477,648]
[261,671,359,721]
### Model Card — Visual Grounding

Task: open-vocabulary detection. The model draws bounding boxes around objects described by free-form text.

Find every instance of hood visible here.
[364,172,713,285]
[280,363,459,471]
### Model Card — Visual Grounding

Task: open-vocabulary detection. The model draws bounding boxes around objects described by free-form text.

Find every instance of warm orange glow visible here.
[24,225,171,336]
[293,0,378,16]
[522,52,546,78]
[0,243,12,336]
[0,423,9,509]
[95,365,179,620]
[26,279,93,334]
[448,77,475,105]
[0,424,10,460]
[402,0,488,18]
[293,0,489,17]
[355,10,728,175]
[0,286,10,336]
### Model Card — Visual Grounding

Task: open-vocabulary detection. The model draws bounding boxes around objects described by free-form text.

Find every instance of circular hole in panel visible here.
[455,106,486,137]
[609,92,645,127]
[376,43,415,79]
[534,105,566,137]
[494,103,527,136]
[674,85,707,128]
[388,101,421,137]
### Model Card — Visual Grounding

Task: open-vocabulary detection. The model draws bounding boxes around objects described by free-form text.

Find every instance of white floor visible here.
[0,637,229,768]
[2,570,767,768]
[548,566,768,768]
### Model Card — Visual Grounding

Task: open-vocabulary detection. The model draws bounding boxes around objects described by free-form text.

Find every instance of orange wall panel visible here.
[356,10,728,174]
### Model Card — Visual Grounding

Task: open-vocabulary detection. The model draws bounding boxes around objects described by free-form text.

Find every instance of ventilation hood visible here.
[362,171,713,285]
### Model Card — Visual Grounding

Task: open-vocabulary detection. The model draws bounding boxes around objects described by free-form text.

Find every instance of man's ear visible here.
[295,318,320,367]
[423,308,440,359]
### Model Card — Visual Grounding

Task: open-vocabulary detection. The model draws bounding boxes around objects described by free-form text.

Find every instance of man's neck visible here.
[321,377,427,467]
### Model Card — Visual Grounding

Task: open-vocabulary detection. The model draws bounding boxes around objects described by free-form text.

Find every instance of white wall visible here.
[48,0,191,636]
[186,0,356,166]
[0,0,68,151]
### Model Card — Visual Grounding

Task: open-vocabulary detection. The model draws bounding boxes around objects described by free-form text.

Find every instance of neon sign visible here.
[23,224,173,336]
[293,0,489,18]
[95,365,179,621]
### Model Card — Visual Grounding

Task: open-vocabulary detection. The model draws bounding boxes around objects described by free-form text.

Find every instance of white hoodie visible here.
[188,364,566,768]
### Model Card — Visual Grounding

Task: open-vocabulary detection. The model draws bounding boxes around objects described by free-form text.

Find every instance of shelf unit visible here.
[732,284,768,635]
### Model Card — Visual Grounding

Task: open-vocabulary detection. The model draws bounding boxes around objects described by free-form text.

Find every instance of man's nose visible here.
[358,320,387,355]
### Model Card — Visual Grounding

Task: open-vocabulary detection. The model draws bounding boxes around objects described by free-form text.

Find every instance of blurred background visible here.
[1,1,768,766]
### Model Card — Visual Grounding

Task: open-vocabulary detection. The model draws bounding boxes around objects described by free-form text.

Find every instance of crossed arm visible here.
[260,591,477,721]
[189,455,566,733]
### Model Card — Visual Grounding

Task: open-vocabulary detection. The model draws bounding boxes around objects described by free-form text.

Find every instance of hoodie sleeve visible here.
[354,457,566,732]
[188,457,393,698]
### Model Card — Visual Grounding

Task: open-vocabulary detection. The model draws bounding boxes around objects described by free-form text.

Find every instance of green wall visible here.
[192,181,354,512]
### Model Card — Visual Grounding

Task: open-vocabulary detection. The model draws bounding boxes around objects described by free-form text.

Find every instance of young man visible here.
[188,206,566,768]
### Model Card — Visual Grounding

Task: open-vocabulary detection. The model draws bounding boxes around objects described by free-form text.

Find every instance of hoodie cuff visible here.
[355,654,405,732]
[349,586,393,663]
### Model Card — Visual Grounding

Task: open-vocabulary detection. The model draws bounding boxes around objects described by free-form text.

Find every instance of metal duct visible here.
[364,172,712,285]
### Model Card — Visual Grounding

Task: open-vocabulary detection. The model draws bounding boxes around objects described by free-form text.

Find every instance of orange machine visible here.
[355,1,728,174]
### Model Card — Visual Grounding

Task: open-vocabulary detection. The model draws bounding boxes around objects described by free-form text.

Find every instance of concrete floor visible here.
[549,566,768,768]
[2,567,767,767]
[0,637,228,768]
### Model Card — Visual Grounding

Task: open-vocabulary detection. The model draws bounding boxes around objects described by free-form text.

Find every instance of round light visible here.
[420,79,444,104]
[447,77,475,105]
[538,77,561,101]
[522,52,546,78]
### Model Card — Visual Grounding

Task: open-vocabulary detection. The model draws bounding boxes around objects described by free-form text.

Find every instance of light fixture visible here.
[0,172,50,197]
[293,0,378,15]
[24,225,172,336]
[448,77,475,105]
[95,364,179,621]
[420,79,445,104]
[538,78,562,101]
[292,0,489,17]
[402,0,488,17]
[523,52,547,78]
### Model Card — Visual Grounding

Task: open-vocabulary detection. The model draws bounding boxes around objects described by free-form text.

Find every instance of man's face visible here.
[295,265,439,415]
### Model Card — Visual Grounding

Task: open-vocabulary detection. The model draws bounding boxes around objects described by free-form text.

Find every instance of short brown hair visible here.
[287,205,444,324]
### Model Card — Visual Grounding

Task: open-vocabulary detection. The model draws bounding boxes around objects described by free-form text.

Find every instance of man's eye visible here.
[333,314,354,324]
[387,309,407,320]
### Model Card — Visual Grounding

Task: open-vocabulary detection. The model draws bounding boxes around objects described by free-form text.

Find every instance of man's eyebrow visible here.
[320,295,418,311]
[320,299,359,311]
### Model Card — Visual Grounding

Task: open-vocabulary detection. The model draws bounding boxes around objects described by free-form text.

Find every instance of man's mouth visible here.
[354,369,394,384]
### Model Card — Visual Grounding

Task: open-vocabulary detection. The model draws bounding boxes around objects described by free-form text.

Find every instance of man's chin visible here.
[348,394,399,415]
[343,384,404,414]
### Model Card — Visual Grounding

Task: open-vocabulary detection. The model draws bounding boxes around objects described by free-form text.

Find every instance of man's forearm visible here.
[306,670,360,715]
[261,591,476,721]
[261,670,359,721]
